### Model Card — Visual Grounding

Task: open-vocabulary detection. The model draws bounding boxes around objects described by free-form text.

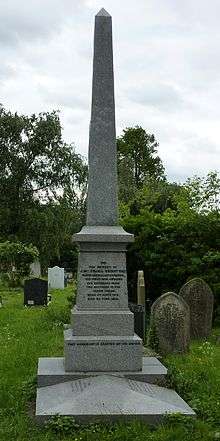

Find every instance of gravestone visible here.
[137,270,145,306]
[129,302,145,341]
[179,278,214,339]
[30,259,41,278]
[24,279,48,306]
[48,266,64,290]
[36,8,194,423]
[149,292,190,355]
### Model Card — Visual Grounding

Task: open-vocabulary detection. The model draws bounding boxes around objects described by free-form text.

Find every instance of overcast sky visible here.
[0,0,219,182]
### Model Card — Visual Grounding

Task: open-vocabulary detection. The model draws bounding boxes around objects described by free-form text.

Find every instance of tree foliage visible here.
[0,241,39,286]
[117,126,165,202]
[120,174,220,308]
[0,106,88,271]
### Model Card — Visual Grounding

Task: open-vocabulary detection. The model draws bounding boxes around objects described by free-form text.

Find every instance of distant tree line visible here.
[0,106,219,312]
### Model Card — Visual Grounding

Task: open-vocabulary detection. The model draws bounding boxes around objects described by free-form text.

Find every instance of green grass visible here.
[0,286,220,441]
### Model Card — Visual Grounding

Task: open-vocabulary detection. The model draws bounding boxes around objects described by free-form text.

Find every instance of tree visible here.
[117,126,165,202]
[0,106,87,238]
[184,171,220,214]
[0,241,39,286]
[0,106,88,270]
[120,173,220,307]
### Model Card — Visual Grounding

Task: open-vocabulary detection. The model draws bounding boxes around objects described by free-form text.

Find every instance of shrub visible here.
[0,241,39,287]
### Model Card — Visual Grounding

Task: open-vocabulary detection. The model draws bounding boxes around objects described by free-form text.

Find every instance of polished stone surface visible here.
[86,7,118,226]
[75,250,130,311]
[71,308,134,336]
[37,356,167,387]
[36,375,195,424]
[74,226,134,243]
[64,329,142,372]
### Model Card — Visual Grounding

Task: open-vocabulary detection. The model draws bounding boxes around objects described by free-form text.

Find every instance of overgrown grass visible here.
[0,286,220,440]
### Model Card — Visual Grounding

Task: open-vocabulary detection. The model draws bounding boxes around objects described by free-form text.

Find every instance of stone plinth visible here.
[64,330,142,372]
[71,308,134,336]
[36,375,195,424]
[66,226,143,372]
[37,357,167,387]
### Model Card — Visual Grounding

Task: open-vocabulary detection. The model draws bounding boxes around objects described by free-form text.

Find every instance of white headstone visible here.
[48,266,64,290]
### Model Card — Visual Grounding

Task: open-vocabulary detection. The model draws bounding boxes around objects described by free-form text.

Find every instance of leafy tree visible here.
[0,241,39,286]
[117,126,165,202]
[0,106,87,238]
[184,171,220,214]
[120,173,220,307]
[0,106,88,270]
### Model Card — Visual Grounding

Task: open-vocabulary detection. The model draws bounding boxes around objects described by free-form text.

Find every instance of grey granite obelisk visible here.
[36,9,195,424]
[63,8,143,372]
[87,8,118,226]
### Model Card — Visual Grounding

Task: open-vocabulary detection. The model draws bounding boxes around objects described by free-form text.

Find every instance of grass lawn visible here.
[0,285,220,441]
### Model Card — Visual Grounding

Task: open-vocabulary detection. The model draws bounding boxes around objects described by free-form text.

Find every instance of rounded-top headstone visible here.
[149,292,190,355]
[179,278,214,339]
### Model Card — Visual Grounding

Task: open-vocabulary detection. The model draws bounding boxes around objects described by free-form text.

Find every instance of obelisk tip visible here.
[96,8,111,17]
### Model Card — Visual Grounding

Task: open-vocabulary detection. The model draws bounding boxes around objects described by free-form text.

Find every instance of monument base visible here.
[36,375,195,425]
[64,329,142,372]
[37,356,167,387]
[71,307,134,336]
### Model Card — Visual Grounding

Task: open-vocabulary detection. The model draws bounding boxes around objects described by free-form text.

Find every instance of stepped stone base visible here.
[71,307,134,336]
[64,329,142,372]
[36,375,195,424]
[37,356,167,387]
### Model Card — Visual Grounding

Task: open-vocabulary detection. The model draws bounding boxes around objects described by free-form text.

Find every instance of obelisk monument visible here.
[36,9,195,423]
[64,8,143,372]
[87,8,118,226]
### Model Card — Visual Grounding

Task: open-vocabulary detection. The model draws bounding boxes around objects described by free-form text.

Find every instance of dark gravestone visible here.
[24,278,48,306]
[179,278,214,339]
[129,302,146,341]
[64,274,68,288]
[149,292,190,355]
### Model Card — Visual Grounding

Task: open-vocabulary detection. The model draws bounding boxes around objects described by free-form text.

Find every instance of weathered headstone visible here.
[129,302,146,341]
[36,9,194,423]
[30,259,41,278]
[24,279,48,306]
[179,278,214,339]
[137,270,145,306]
[48,266,64,290]
[149,292,190,355]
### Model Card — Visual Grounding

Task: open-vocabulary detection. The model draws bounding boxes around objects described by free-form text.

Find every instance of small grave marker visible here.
[48,266,64,290]
[24,279,48,306]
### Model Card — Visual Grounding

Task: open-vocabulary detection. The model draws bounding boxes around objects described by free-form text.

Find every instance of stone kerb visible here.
[179,278,214,339]
[149,292,190,355]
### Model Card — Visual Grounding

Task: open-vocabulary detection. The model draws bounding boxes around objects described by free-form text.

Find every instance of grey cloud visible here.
[0,0,219,182]
[0,63,15,80]
[0,0,81,46]
[127,83,185,111]
[40,85,89,111]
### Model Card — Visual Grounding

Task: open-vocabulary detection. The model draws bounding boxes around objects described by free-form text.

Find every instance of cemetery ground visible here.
[0,286,220,441]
